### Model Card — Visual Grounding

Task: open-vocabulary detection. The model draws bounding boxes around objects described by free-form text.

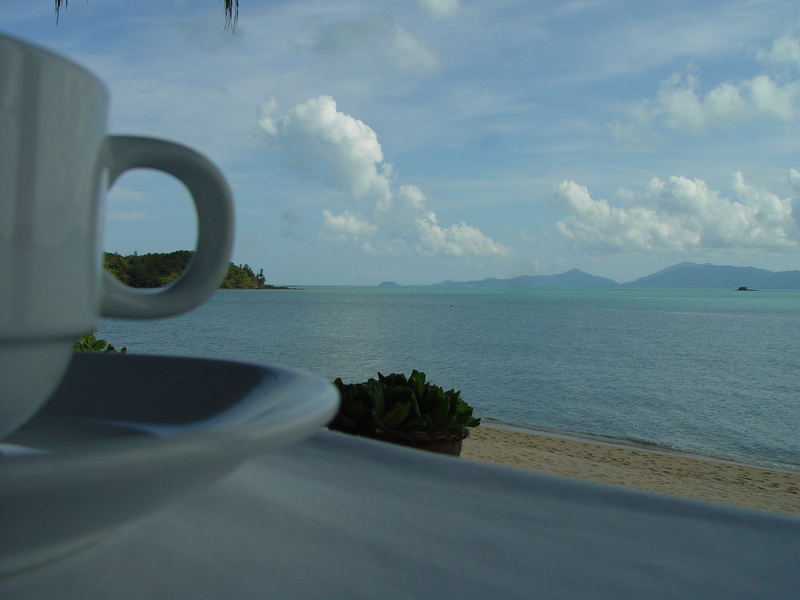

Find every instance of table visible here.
[4,430,799,598]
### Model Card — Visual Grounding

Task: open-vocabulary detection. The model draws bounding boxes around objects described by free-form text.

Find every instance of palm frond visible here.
[54,0,66,24]
[54,1,239,30]
[224,0,239,31]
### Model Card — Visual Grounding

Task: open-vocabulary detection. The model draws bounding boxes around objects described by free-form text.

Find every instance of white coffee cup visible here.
[0,33,235,438]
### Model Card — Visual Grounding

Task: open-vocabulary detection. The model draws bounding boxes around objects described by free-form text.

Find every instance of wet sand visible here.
[461,423,800,517]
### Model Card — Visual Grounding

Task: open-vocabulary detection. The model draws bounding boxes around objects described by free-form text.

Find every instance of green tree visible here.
[103,251,268,289]
[221,263,265,289]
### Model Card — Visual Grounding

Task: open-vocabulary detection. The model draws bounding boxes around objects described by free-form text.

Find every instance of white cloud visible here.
[789,168,800,189]
[312,15,440,74]
[257,96,279,136]
[787,169,800,228]
[260,96,509,259]
[554,173,797,252]
[321,209,378,241]
[747,75,795,120]
[615,67,799,136]
[419,0,460,18]
[379,185,511,257]
[757,35,800,69]
[258,95,392,202]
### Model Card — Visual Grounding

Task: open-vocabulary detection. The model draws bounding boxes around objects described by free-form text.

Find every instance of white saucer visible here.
[0,353,339,577]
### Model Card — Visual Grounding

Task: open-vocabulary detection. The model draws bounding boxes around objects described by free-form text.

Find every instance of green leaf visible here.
[430,393,451,429]
[74,331,127,353]
[382,401,411,430]
[328,371,479,435]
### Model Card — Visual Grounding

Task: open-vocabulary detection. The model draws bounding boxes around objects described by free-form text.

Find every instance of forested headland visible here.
[104,251,286,289]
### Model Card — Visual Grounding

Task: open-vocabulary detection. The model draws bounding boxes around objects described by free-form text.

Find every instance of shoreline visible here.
[480,418,800,473]
[461,421,800,517]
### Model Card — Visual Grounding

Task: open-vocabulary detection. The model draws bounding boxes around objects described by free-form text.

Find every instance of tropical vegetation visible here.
[329,370,480,437]
[74,332,126,353]
[104,251,269,289]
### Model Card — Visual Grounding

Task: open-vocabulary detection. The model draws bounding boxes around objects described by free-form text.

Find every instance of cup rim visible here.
[0,31,108,97]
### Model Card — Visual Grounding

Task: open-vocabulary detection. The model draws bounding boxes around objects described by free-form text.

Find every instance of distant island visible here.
[432,268,617,289]
[427,262,800,290]
[378,281,401,287]
[619,262,800,289]
[104,251,289,289]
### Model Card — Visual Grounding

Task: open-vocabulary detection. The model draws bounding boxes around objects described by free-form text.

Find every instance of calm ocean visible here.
[96,287,800,471]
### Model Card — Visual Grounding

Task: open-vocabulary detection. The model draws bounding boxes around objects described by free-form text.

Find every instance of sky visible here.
[4,0,800,285]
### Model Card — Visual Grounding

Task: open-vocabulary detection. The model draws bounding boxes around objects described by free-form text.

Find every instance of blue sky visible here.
[5,0,800,284]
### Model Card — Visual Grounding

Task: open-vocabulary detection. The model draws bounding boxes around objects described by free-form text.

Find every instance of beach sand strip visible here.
[461,424,800,517]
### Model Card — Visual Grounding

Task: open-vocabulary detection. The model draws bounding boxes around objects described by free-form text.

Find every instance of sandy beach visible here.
[461,423,800,517]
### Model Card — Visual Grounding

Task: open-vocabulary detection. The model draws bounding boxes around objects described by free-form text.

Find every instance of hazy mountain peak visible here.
[428,263,800,289]
[622,263,800,289]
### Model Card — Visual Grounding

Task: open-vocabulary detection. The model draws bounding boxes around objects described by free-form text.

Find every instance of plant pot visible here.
[367,429,470,457]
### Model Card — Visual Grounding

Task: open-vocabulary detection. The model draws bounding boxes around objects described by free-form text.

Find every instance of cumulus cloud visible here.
[378,185,511,257]
[618,69,799,135]
[789,168,800,189]
[312,15,439,74]
[747,75,796,120]
[259,96,509,259]
[553,173,798,252]
[419,0,460,18]
[321,209,378,241]
[613,39,800,139]
[757,35,800,69]
[259,95,392,202]
[257,96,279,136]
[788,169,800,228]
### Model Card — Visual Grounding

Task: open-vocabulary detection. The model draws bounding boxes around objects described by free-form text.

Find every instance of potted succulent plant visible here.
[73,332,126,353]
[329,370,480,456]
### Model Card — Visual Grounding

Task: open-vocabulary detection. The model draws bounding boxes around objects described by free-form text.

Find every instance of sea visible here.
[96,286,800,472]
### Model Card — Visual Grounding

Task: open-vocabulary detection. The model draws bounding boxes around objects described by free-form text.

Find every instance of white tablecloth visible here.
[4,431,799,598]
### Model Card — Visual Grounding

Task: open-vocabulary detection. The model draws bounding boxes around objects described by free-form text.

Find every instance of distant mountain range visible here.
[619,262,800,289]
[431,268,617,288]
[418,262,800,289]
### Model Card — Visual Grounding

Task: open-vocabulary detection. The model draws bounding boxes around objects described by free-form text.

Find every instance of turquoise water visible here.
[96,287,800,470]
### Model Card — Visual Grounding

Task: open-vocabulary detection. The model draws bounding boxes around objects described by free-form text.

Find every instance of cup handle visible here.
[100,135,234,319]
